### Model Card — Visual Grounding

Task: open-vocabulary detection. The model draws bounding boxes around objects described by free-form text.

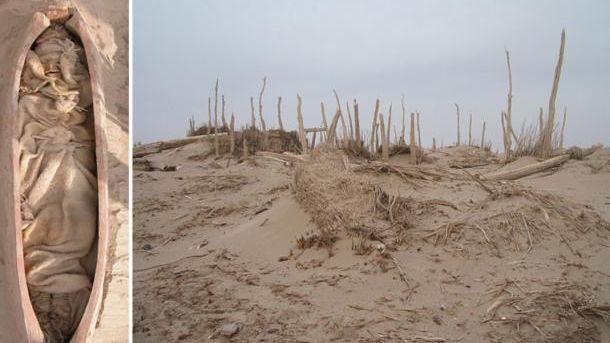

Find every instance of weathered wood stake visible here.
[221,94,227,127]
[468,113,472,146]
[559,106,567,149]
[207,97,212,134]
[277,96,284,131]
[539,29,566,157]
[296,94,307,153]
[379,113,389,161]
[410,112,416,164]
[353,99,361,147]
[455,103,461,146]
[229,113,235,154]
[371,99,380,152]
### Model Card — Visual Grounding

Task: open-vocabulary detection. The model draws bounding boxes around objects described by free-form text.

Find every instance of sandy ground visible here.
[0,0,128,341]
[133,140,609,343]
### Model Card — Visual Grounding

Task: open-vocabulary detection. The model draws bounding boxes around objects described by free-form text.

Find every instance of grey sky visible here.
[134,0,610,148]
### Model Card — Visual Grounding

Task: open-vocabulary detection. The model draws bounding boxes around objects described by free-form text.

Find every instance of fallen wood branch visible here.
[133,133,228,158]
[482,146,598,181]
[483,155,570,181]
[304,127,327,133]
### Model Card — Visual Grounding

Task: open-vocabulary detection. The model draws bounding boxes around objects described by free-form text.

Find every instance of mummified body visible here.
[18,25,97,343]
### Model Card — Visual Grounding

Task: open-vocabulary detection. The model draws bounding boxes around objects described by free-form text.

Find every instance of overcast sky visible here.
[134,0,610,148]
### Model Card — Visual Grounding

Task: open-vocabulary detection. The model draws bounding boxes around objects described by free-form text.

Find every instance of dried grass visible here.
[483,281,608,342]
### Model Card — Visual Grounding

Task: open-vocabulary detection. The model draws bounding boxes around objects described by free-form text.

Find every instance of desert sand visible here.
[0,0,128,342]
[133,136,610,342]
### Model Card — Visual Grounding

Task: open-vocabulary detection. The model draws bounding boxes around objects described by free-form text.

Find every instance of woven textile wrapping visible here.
[19,24,97,342]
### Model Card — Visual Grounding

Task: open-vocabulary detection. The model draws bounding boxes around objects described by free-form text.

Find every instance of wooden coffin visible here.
[0,8,110,343]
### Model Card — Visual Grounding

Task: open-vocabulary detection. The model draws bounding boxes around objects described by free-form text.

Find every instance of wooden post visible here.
[501,111,509,160]
[371,99,380,152]
[320,102,328,128]
[379,113,389,161]
[416,112,422,161]
[311,131,317,151]
[387,104,392,146]
[327,109,342,145]
[258,76,267,132]
[214,79,219,156]
[505,50,513,159]
[319,102,327,142]
[559,106,567,149]
[539,30,566,157]
[207,97,212,134]
[353,99,361,148]
[229,113,235,154]
[297,94,307,153]
[346,101,354,140]
[214,124,219,157]
[468,113,472,146]
[221,94,227,127]
[400,95,406,144]
[188,115,195,135]
[250,96,256,128]
[333,89,348,147]
[455,103,461,146]
[410,112,416,164]
[432,137,437,151]
[481,121,486,148]
[277,96,284,131]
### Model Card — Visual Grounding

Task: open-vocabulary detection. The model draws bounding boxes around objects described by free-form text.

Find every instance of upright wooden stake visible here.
[468,113,472,146]
[540,29,566,157]
[501,111,509,160]
[400,95,406,144]
[229,113,235,154]
[214,79,219,130]
[333,89,348,147]
[311,131,317,151]
[416,112,422,158]
[250,96,256,128]
[505,50,513,160]
[258,77,267,132]
[207,96,212,134]
[432,137,437,151]
[277,96,284,131]
[481,121,486,148]
[559,106,567,149]
[214,124,219,157]
[387,104,392,146]
[455,103,461,146]
[353,99,361,147]
[327,109,342,146]
[379,113,389,161]
[214,79,219,156]
[320,102,328,142]
[346,101,354,140]
[221,95,227,127]
[416,112,424,164]
[410,112,416,164]
[320,102,328,129]
[371,99,380,152]
[258,78,268,151]
[296,94,307,153]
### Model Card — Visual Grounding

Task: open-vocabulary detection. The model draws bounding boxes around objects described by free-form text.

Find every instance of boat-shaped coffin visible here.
[0,8,109,343]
